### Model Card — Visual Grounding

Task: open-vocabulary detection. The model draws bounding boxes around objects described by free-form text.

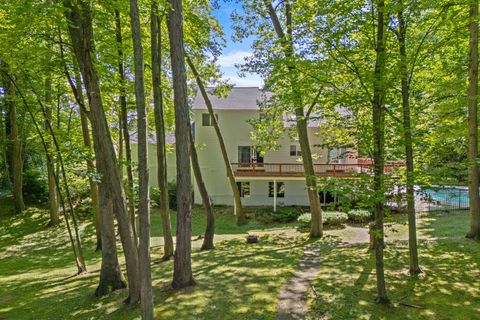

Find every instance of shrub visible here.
[256,208,301,223]
[150,187,160,207]
[22,168,48,204]
[322,211,348,225]
[347,209,372,223]
[297,213,311,229]
[297,211,348,228]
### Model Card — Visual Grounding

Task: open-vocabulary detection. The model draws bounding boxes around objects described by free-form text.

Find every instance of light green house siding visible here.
[129,87,357,207]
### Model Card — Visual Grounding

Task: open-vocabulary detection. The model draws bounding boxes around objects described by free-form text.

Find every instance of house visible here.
[132,87,363,209]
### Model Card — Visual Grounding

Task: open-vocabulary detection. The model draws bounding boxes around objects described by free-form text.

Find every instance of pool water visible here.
[418,187,469,206]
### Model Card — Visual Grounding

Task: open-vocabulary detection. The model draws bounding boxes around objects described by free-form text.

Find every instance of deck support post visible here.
[273,179,277,212]
[234,195,237,215]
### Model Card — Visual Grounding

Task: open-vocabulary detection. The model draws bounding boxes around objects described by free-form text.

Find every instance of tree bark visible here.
[63,0,140,304]
[129,0,154,317]
[264,0,322,237]
[167,0,196,289]
[372,0,389,304]
[76,70,101,251]
[397,7,421,273]
[185,57,245,225]
[115,9,138,246]
[467,0,480,240]
[44,70,60,226]
[190,129,215,250]
[6,77,24,213]
[3,71,86,274]
[151,2,175,260]
[95,194,126,296]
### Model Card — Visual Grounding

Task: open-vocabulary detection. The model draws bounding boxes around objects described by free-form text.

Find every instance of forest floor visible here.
[0,203,479,319]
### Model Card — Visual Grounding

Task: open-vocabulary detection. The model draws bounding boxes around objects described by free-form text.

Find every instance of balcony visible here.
[230,162,401,178]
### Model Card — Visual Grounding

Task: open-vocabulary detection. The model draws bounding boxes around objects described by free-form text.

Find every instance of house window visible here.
[236,182,250,198]
[268,182,285,198]
[328,147,347,162]
[290,145,301,156]
[202,113,218,126]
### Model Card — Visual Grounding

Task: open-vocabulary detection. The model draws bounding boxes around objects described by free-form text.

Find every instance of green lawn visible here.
[308,211,480,320]
[0,204,479,320]
[0,205,306,319]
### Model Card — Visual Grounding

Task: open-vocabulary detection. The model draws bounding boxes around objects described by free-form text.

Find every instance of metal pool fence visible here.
[415,187,469,212]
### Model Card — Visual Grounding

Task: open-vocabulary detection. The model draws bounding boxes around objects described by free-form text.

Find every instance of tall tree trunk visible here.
[397,7,421,273]
[63,0,141,304]
[467,0,480,240]
[151,2,174,259]
[75,70,101,251]
[115,9,138,245]
[3,71,86,274]
[189,129,215,250]
[264,1,322,237]
[372,0,389,304]
[44,70,60,226]
[167,0,196,289]
[6,77,24,213]
[129,0,154,317]
[118,112,124,175]
[35,82,88,274]
[185,57,245,225]
[0,103,9,187]
[95,195,127,296]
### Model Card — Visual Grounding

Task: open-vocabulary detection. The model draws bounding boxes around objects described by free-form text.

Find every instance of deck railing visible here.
[230,162,402,178]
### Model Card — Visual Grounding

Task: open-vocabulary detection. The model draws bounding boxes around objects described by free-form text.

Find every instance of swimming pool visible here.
[416,186,469,211]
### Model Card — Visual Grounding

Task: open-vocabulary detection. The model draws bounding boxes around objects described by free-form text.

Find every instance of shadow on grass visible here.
[0,207,311,320]
[309,211,480,320]
[150,206,299,238]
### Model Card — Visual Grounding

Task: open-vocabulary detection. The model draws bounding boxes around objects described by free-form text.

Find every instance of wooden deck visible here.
[231,162,400,178]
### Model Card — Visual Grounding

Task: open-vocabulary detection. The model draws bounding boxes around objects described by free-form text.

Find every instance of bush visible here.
[22,168,48,204]
[347,209,372,223]
[256,208,302,223]
[296,211,348,229]
[297,213,311,229]
[322,211,348,225]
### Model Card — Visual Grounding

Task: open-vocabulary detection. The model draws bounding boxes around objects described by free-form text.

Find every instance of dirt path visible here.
[274,220,421,319]
[275,243,322,320]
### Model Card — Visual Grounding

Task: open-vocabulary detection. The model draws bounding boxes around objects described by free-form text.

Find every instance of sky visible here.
[212,1,263,87]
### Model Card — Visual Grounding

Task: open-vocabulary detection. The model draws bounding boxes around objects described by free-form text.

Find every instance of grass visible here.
[308,210,480,320]
[0,205,306,319]
[1,201,479,320]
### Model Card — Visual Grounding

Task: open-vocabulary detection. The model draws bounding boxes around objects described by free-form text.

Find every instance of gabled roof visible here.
[192,87,272,110]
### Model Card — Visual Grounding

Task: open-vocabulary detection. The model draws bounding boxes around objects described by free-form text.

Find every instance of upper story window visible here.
[202,113,218,126]
[290,145,301,156]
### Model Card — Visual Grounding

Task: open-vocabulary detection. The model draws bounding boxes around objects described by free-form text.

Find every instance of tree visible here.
[44,53,60,226]
[115,8,138,246]
[371,0,389,304]
[151,1,174,260]
[190,128,215,250]
[63,0,140,303]
[167,0,196,289]
[396,2,420,274]
[186,56,243,226]
[74,69,101,251]
[263,0,323,237]
[129,0,153,316]
[467,0,480,240]
[4,69,24,213]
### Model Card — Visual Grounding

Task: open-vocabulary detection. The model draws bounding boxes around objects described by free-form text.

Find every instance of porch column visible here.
[234,196,237,215]
[273,179,277,212]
